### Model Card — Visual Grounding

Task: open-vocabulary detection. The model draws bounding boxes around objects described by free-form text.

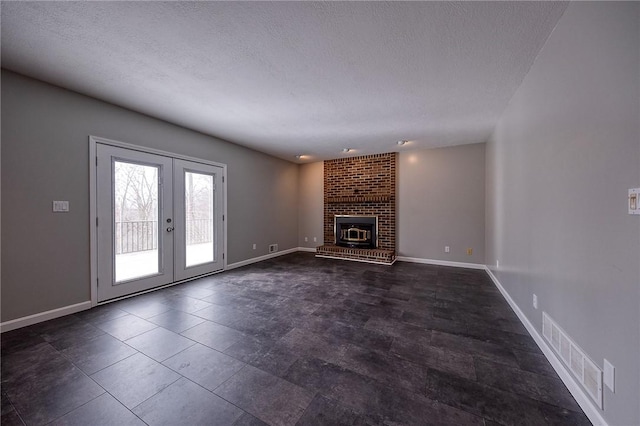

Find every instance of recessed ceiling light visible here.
[397,140,408,146]
[342,148,351,153]
[295,155,302,159]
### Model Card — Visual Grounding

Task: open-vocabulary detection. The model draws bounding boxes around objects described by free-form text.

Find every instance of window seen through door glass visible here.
[113,161,160,282]
[185,171,215,267]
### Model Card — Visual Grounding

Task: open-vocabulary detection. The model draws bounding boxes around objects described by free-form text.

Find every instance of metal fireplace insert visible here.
[334,215,378,249]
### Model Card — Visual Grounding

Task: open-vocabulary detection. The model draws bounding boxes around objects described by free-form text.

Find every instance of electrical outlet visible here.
[533,294,538,309]
[304,237,308,242]
[444,246,450,253]
[466,248,473,255]
[496,260,500,268]
[313,237,317,242]
[252,243,256,250]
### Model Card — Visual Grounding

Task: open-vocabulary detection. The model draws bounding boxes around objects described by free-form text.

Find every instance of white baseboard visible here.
[484,267,608,426]
[297,247,317,253]
[225,247,299,270]
[396,256,485,270]
[0,301,92,333]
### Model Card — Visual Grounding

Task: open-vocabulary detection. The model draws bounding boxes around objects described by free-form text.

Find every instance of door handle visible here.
[167,227,174,232]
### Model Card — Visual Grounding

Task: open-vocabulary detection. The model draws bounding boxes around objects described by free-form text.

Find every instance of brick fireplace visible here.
[316,152,397,264]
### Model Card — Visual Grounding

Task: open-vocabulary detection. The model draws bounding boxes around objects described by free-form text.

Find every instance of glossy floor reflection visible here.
[1,253,590,425]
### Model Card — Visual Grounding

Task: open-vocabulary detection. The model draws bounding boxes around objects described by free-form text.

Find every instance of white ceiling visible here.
[1,1,567,163]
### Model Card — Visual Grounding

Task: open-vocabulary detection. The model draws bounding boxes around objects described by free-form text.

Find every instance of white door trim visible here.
[89,135,228,307]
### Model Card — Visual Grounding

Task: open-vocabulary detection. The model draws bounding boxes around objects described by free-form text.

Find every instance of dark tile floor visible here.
[1,252,590,425]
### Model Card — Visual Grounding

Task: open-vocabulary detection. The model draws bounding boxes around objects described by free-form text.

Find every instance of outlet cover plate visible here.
[53,200,69,212]
[629,188,640,215]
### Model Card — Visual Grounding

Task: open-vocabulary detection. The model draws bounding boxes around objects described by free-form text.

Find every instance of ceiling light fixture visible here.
[342,148,351,153]
[397,140,408,146]
[295,155,302,159]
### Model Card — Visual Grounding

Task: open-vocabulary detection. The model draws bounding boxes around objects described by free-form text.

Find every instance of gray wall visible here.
[1,70,299,322]
[398,145,485,264]
[485,3,639,425]
[297,161,323,249]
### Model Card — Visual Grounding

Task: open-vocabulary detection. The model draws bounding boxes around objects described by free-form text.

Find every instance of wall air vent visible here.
[542,312,603,409]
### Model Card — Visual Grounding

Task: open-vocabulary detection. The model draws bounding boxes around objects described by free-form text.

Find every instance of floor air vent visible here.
[542,312,603,409]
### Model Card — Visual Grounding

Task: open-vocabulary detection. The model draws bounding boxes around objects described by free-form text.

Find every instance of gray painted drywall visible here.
[1,70,299,322]
[485,3,639,424]
[398,144,485,264]
[297,162,323,249]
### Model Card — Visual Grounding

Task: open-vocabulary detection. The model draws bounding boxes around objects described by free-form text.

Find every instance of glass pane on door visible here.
[184,171,215,267]
[114,161,160,282]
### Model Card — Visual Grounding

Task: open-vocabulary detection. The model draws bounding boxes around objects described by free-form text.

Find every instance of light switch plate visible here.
[604,359,615,392]
[629,188,640,215]
[53,201,69,212]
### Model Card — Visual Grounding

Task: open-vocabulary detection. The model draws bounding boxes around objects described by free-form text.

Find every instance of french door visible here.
[95,143,224,302]
[173,159,224,281]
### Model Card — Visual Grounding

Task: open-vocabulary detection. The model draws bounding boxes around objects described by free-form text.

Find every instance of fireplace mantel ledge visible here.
[326,195,391,204]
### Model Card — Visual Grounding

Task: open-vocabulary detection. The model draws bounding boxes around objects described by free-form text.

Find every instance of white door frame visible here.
[89,135,228,306]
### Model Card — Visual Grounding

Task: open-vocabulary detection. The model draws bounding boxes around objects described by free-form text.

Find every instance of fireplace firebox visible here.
[335,215,378,249]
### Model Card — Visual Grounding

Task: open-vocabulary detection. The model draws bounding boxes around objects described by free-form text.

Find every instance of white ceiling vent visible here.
[542,312,603,409]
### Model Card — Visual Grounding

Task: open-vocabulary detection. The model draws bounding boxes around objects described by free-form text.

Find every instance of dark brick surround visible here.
[317,153,397,264]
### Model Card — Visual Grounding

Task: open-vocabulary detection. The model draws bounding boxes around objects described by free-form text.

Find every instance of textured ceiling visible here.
[1,1,567,162]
